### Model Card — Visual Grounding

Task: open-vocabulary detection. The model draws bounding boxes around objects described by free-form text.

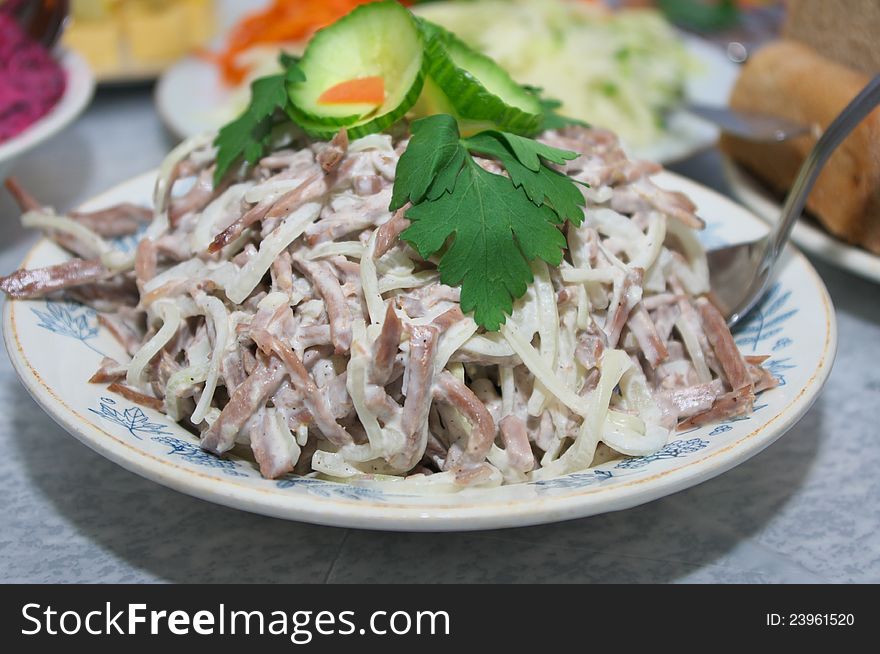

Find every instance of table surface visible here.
[1,87,878,584]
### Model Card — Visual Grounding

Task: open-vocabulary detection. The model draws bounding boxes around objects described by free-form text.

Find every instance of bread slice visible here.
[784,0,880,75]
[720,40,880,255]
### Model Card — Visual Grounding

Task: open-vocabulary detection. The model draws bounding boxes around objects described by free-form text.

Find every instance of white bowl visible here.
[0,49,95,180]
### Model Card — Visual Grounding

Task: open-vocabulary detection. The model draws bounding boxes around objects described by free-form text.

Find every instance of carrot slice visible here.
[211,0,386,85]
[317,76,385,106]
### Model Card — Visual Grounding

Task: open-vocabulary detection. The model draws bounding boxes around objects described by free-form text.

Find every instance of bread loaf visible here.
[784,0,880,76]
[720,40,880,254]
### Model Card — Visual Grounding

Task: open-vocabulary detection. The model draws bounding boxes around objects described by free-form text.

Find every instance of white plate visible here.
[0,50,95,180]
[154,53,230,141]
[722,156,880,284]
[1,171,835,530]
[154,35,737,165]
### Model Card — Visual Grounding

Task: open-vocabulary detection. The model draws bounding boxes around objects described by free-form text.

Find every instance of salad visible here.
[0,2,67,144]
[1,2,774,491]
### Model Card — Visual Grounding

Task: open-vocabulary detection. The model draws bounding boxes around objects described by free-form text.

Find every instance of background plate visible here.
[722,156,880,284]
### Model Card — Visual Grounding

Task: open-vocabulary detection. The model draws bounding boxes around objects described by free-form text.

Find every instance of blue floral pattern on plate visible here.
[732,283,798,386]
[531,469,614,491]
[30,229,145,356]
[531,438,712,491]
[88,397,169,439]
[276,476,392,501]
[89,398,245,477]
[762,358,796,387]
[32,302,105,357]
[615,438,710,470]
[111,225,148,255]
[151,435,246,477]
[734,283,797,351]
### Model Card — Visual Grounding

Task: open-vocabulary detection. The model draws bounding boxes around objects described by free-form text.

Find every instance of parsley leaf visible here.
[403,158,566,331]
[390,114,466,210]
[394,115,587,330]
[279,52,303,75]
[213,56,306,185]
[462,131,586,224]
[213,74,286,184]
[248,74,293,117]
[485,130,579,170]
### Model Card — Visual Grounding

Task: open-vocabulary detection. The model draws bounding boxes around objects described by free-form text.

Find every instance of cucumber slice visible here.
[283,107,356,141]
[287,1,425,135]
[410,76,501,137]
[286,104,405,141]
[418,20,542,135]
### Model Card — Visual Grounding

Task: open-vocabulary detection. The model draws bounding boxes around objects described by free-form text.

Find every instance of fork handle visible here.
[764,75,880,267]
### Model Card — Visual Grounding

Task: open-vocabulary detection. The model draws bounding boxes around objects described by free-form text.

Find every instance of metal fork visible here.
[707,74,880,328]
[686,102,810,143]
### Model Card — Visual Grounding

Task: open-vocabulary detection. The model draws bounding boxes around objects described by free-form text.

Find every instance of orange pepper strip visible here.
[210,0,414,86]
[317,76,385,106]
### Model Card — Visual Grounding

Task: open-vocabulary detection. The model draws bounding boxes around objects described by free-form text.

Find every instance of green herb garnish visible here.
[538,97,589,131]
[213,56,305,185]
[390,114,586,331]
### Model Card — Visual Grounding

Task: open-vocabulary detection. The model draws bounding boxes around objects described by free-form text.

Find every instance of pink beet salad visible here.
[0,9,66,144]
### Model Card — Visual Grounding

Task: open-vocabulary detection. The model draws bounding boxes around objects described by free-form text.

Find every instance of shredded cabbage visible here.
[501,320,586,416]
[191,294,232,424]
[126,301,183,387]
[225,202,322,304]
[414,0,691,146]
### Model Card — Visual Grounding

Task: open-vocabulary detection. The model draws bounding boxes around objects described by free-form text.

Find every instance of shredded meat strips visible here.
[0,125,776,488]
